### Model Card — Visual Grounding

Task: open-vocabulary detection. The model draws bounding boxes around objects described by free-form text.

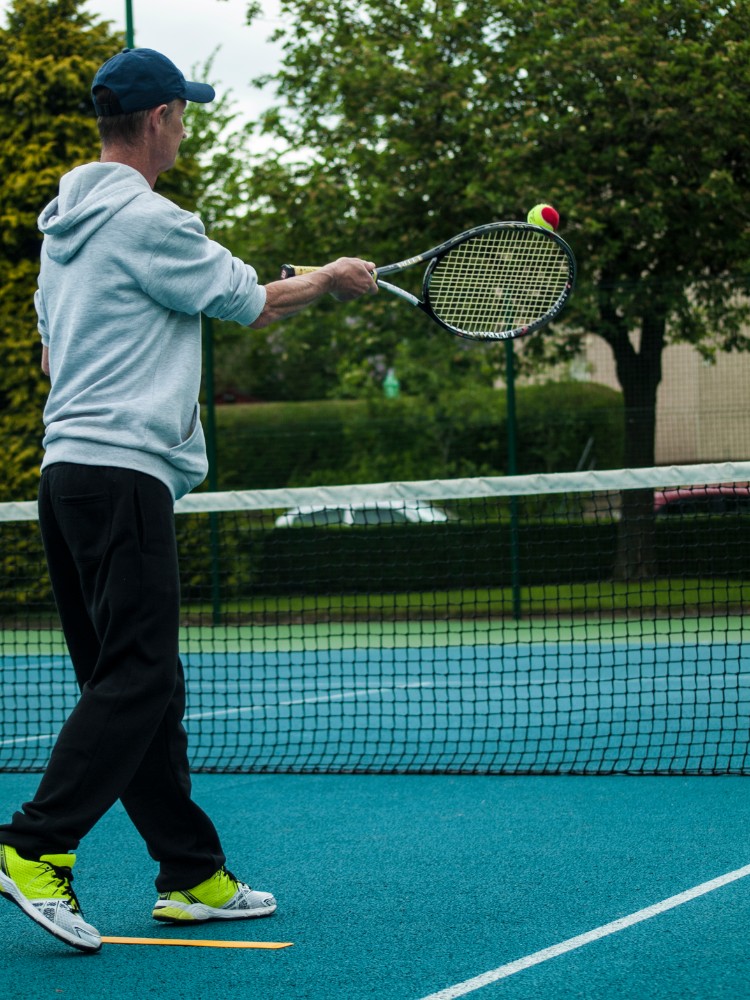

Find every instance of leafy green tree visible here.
[217,0,506,401]
[494,0,750,575]
[0,0,119,499]
[243,0,750,574]
[246,0,750,426]
[0,5,242,501]
[496,1,750,464]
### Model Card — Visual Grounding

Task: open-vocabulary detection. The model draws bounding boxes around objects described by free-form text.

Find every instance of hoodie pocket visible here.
[165,403,207,476]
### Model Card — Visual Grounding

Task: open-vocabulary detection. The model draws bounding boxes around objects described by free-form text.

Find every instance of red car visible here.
[653,485,750,516]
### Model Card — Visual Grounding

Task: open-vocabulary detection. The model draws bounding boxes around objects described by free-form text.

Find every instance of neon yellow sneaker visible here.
[0,844,101,953]
[152,866,277,923]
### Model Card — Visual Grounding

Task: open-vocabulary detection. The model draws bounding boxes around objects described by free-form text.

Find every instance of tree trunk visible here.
[604,310,666,581]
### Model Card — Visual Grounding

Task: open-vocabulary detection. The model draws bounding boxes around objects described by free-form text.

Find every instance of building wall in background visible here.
[584,337,750,465]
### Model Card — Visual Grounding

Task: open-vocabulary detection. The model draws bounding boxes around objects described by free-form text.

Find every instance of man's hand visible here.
[318,257,378,302]
[251,256,378,328]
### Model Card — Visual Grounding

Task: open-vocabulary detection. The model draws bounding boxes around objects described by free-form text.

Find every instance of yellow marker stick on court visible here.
[100,936,293,949]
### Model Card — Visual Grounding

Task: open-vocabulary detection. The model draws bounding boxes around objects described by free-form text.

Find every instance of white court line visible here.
[8,667,749,743]
[0,682,435,744]
[184,680,435,722]
[0,732,58,747]
[417,863,750,1000]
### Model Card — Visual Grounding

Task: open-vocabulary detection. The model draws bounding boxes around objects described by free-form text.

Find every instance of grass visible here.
[178,578,750,623]
[3,580,748,656]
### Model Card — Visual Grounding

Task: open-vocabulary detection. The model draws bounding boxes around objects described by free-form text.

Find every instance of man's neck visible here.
[100,147,159,189]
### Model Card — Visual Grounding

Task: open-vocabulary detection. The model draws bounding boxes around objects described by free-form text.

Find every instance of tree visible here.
[247,0,750,423]
[0,5,240,500]
[494,1,750,465]
[0,0,119,499]
[493,0,750,576]
[216,0,509,402]
[244,0,750,573]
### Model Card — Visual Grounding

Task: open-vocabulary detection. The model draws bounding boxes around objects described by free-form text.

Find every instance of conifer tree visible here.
[0,0,119,499]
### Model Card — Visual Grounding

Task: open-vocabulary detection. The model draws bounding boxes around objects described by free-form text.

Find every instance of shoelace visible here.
[217,867,241,891]
[37,860,82,912]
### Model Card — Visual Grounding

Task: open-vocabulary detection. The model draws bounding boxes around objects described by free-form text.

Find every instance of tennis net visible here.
[2,462,750,775]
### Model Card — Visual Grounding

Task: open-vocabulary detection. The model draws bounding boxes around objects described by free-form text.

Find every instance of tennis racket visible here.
[280,221,576,341]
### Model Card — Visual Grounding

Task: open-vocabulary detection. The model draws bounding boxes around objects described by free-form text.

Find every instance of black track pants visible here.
[0,464,225,891]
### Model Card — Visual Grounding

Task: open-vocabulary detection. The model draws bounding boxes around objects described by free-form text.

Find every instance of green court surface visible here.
[3,608,744,654]
[2,771,750,1000]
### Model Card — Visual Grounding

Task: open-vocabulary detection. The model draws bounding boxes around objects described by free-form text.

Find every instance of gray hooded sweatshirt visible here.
[35,161,266,500]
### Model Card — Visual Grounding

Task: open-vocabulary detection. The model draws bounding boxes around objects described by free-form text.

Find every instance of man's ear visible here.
[148,104,169,129]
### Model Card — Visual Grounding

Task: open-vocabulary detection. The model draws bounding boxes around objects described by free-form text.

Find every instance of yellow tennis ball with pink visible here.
[527,204,560,232]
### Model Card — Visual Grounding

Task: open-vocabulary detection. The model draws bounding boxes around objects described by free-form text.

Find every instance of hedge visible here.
[210,382,624,490]
[3,515,748,619]
[175,515,750,607]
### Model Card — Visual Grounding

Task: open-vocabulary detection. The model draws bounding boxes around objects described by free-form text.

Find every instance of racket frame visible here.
[281,221,576,341]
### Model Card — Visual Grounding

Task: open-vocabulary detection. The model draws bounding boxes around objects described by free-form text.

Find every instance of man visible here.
[0,48,376,954]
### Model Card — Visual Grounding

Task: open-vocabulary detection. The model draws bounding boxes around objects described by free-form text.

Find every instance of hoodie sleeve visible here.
[35,287,50,347]
[142,209,266,326]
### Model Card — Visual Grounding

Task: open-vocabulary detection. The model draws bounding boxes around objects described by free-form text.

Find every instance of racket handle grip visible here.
[280,264,379,282]
[280,264,320,279]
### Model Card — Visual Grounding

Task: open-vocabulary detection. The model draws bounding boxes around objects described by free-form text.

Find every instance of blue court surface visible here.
[2,628,750,998]
[3,632,750,774]
[1,771,750,999]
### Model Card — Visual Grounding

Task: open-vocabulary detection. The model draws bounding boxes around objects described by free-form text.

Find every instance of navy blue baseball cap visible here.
[92,48,215,116]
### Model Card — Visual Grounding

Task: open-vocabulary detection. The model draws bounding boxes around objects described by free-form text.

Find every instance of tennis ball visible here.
[527,204,560,231]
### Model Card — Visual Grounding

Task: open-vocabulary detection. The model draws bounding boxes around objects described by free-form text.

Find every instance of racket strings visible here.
[426,230,572,338]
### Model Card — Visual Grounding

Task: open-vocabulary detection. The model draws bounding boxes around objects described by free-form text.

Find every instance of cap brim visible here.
[183,81,215,104]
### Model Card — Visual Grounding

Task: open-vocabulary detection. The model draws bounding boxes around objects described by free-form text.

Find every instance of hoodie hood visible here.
[38,162,149,264]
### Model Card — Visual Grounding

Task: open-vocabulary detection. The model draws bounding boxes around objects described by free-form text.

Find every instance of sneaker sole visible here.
[152,900,277,923]
[0,870,101,953]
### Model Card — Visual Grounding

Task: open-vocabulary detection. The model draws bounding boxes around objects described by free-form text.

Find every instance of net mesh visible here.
[2,463,750,775]
[426,227,573,338]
